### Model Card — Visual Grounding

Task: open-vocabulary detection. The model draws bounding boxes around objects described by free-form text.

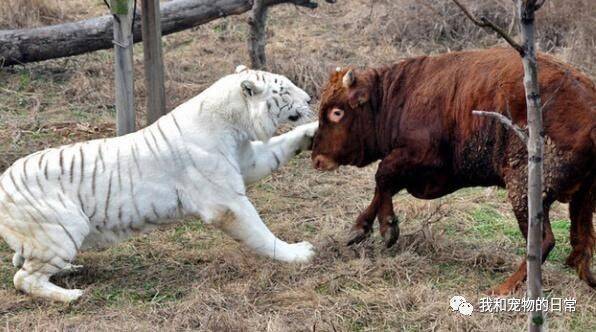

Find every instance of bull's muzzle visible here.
[312,155,339,171]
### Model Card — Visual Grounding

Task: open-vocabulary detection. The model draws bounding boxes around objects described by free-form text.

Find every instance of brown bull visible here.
[311,48,596,295]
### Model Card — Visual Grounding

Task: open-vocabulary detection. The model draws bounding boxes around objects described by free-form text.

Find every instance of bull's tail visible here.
[591,126,596,157]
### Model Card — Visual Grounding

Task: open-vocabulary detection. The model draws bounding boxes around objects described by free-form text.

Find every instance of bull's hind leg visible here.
[566,184,595,288]
[490,188,556,295]
[14,257,83,302]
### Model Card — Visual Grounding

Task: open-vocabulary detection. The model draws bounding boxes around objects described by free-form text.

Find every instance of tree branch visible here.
[451,0,525,56]
[472,110,528,144]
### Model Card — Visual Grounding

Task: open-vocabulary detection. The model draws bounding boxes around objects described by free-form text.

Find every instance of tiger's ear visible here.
[235,65,249,73]
[241,80,263,96]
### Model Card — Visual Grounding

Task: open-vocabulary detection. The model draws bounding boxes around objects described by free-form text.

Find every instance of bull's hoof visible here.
[578,265,596,288]
[382,217,400,248]
[346,227,371,246]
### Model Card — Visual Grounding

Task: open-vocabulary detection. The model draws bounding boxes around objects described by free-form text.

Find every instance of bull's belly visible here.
[405,172,459,199]
[404,169,504,199]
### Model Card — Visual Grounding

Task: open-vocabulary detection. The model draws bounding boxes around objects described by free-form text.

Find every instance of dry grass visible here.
[0,0,65,28]
[0,0,595,331]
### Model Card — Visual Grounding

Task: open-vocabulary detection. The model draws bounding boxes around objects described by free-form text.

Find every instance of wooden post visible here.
[112,0,135,135]
[247,0,268,69]
[141,0,167,125]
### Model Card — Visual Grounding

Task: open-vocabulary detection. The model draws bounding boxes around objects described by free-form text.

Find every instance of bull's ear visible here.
[342,69,355,88]
[241,80,263,96]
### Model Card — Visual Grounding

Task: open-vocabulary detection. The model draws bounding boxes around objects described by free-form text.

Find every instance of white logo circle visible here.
[450,295,474,316]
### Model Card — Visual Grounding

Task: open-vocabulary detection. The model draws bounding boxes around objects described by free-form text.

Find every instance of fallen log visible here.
[0,0,321,66]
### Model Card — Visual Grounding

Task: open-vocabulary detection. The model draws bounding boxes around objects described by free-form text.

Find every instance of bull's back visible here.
[389,48,595,188]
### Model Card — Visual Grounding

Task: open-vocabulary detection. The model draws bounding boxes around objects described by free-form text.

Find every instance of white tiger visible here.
[0,65,318,302]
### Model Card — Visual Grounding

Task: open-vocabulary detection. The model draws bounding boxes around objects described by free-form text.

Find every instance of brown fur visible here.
[312,48,596,294]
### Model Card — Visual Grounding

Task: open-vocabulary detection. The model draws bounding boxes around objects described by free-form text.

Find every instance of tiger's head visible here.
[235,65,312,141]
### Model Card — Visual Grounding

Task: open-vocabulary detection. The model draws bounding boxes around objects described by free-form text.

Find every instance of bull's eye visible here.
[328,108,344,123]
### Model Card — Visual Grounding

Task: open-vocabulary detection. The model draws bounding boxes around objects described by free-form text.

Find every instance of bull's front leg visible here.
[348,183,400,248]
[239,122,317,184]
[348,150,404,248]
[347,187,381,245]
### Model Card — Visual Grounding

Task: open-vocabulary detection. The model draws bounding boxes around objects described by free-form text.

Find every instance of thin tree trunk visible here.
[247,0,268,69]
[518,1,544,330]
[450,2,546,329]
[0,0,319,66]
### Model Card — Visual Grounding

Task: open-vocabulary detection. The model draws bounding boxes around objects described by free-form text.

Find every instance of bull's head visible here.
[312,67,379,170]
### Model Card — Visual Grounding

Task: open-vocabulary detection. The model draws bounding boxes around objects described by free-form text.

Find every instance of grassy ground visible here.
[1,0,595,331]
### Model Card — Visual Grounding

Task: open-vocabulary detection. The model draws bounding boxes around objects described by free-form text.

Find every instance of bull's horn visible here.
[342,69,355,88]
[335,66,342,72]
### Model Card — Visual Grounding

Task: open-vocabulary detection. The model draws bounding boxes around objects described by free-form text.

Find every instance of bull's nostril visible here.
[313,157,322,170]
[313,156,327,170]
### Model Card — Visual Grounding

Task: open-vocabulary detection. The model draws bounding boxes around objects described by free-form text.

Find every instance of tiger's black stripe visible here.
[142,131,160,161]
[59,149,65,175]
[69,151,75,184]
[98,141,106,170]
[104,170,114,226]
[116,146,122,189]
[79,145,85,185]
[131,141,143,177]
[156,121,177,161]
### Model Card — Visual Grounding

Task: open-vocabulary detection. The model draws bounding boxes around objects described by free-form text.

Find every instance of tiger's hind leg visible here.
[54,263,84,277]
[14,257,84,303]
[12,253,24,268]
[10,210,89,302]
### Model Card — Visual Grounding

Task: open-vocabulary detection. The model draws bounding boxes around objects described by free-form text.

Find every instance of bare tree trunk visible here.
[247,0,268,69]
[0,0,320,67]
[112,0,136,135]
[451,1,546,329]
[519,2,545,330]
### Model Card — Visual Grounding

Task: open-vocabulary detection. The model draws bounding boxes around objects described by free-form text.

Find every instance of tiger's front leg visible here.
[212,195,315,263]
[239,121,317,184]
